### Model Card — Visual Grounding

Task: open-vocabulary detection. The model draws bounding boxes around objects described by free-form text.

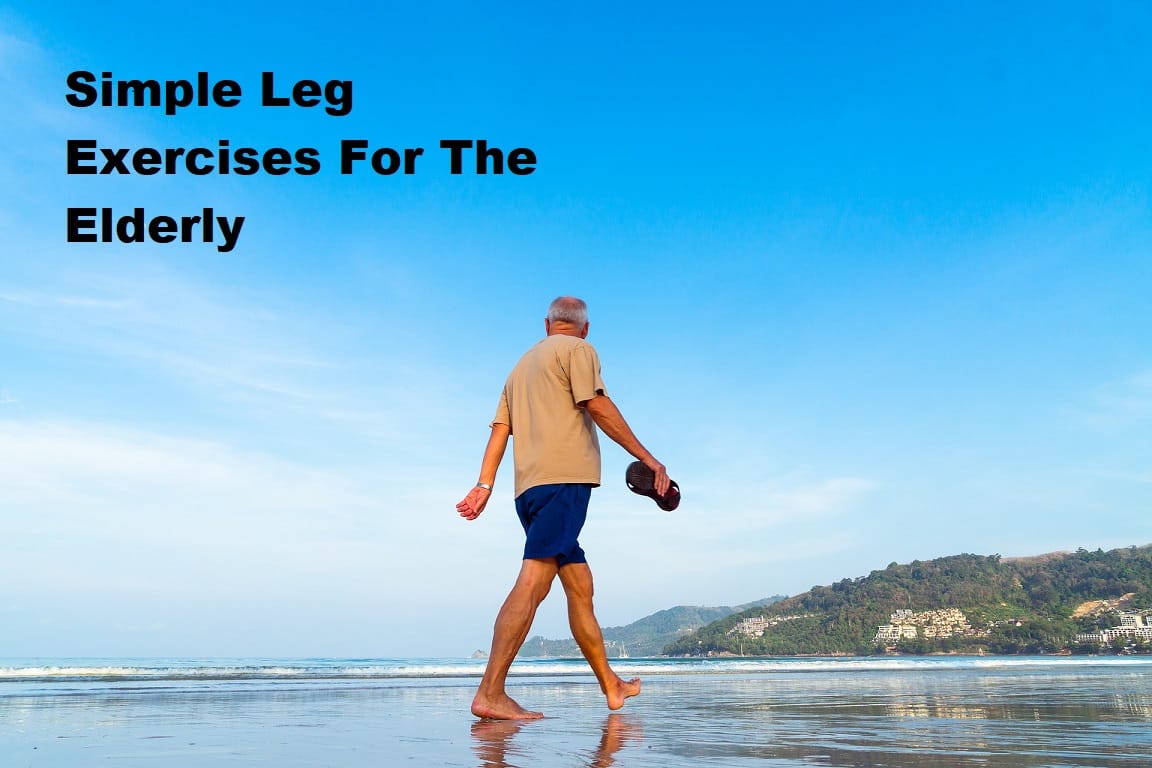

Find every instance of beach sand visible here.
[3,665,1151,767]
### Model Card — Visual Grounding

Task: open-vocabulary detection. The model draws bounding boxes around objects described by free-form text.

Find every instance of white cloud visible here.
[0,268,476,449]
[673,473,879,532]
[1077,370,1152,427]
[1080,468,1152,485]
[5,275,328,395]
[579,474,879,593]
[0,292,129,309]
[0,416,530,654]
[0,420,405,592]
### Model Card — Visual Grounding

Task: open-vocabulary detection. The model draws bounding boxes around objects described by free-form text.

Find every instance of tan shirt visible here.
[493,334,606,497]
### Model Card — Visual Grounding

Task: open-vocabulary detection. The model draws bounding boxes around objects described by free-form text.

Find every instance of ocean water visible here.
[2,656,1150,766]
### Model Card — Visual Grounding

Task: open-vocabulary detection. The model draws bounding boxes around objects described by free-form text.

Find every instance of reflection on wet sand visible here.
[642,669,1152,767]
[471,714,643,768]
[471,719,524,768]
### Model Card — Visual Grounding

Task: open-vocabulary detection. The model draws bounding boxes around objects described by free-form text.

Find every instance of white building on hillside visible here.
[874,624,917,644]
[1077,612,1152,645]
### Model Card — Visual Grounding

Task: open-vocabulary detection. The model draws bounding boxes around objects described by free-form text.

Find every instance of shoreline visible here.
[4,660,1150,767]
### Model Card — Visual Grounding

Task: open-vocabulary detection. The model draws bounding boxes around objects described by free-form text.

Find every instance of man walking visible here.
[457,296,671,720]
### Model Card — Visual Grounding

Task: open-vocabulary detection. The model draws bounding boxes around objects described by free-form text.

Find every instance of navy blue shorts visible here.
[515,483,591,566]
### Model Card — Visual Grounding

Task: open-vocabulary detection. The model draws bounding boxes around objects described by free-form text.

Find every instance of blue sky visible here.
[1,1,1149,657]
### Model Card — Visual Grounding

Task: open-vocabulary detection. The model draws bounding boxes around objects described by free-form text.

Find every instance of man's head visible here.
[545,296,589,338]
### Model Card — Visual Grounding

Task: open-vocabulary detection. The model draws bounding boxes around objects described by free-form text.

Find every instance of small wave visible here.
[2,655,1149,684]
[0,661,486,683]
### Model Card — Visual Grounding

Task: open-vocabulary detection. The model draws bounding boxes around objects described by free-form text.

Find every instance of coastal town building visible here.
[727,614,814,638]
[873,608,976,645]
[1075,612,1152,646]
[874,624,918,643]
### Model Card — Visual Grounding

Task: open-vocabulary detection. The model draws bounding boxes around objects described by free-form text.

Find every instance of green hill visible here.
[518,597,784,658]
[663,545,1152,656]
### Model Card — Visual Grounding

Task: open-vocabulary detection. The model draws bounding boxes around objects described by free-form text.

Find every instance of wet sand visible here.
[3,664,1151,766]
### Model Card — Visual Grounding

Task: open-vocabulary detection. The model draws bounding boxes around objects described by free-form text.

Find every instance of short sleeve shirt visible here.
[493,334,606,497]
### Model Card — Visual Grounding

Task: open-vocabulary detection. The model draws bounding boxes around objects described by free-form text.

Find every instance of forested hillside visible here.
[663,546,1152,656]
[519,597,783,657]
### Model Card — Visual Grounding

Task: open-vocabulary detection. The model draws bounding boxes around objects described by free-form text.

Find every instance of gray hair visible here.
[546,296,588,326]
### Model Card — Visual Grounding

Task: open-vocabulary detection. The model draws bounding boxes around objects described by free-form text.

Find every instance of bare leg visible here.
[470,719,522,767]
[472,558,559,719]
[558,563,642,710]
[592,715,644,768]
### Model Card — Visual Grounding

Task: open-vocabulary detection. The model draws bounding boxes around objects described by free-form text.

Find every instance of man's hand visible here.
[644,457,671,497]
[458,424,509,522]
[457,486,492,521]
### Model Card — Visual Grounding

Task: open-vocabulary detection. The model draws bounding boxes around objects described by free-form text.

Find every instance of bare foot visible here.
[471,692,544,720]
[605,676,641,710]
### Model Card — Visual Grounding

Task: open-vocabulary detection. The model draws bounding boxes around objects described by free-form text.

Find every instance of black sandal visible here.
[625,461,680,511]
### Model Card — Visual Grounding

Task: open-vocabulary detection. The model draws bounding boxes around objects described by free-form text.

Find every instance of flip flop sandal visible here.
[625,461,681,511]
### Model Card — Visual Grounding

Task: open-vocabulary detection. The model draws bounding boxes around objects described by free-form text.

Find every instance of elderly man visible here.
[457,296,671,720]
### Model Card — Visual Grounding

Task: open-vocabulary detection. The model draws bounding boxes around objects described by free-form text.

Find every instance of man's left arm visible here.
[581,394,670,496]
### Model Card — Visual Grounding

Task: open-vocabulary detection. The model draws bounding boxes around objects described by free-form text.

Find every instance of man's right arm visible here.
[581,394,670,496]
[456,422,511,521]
